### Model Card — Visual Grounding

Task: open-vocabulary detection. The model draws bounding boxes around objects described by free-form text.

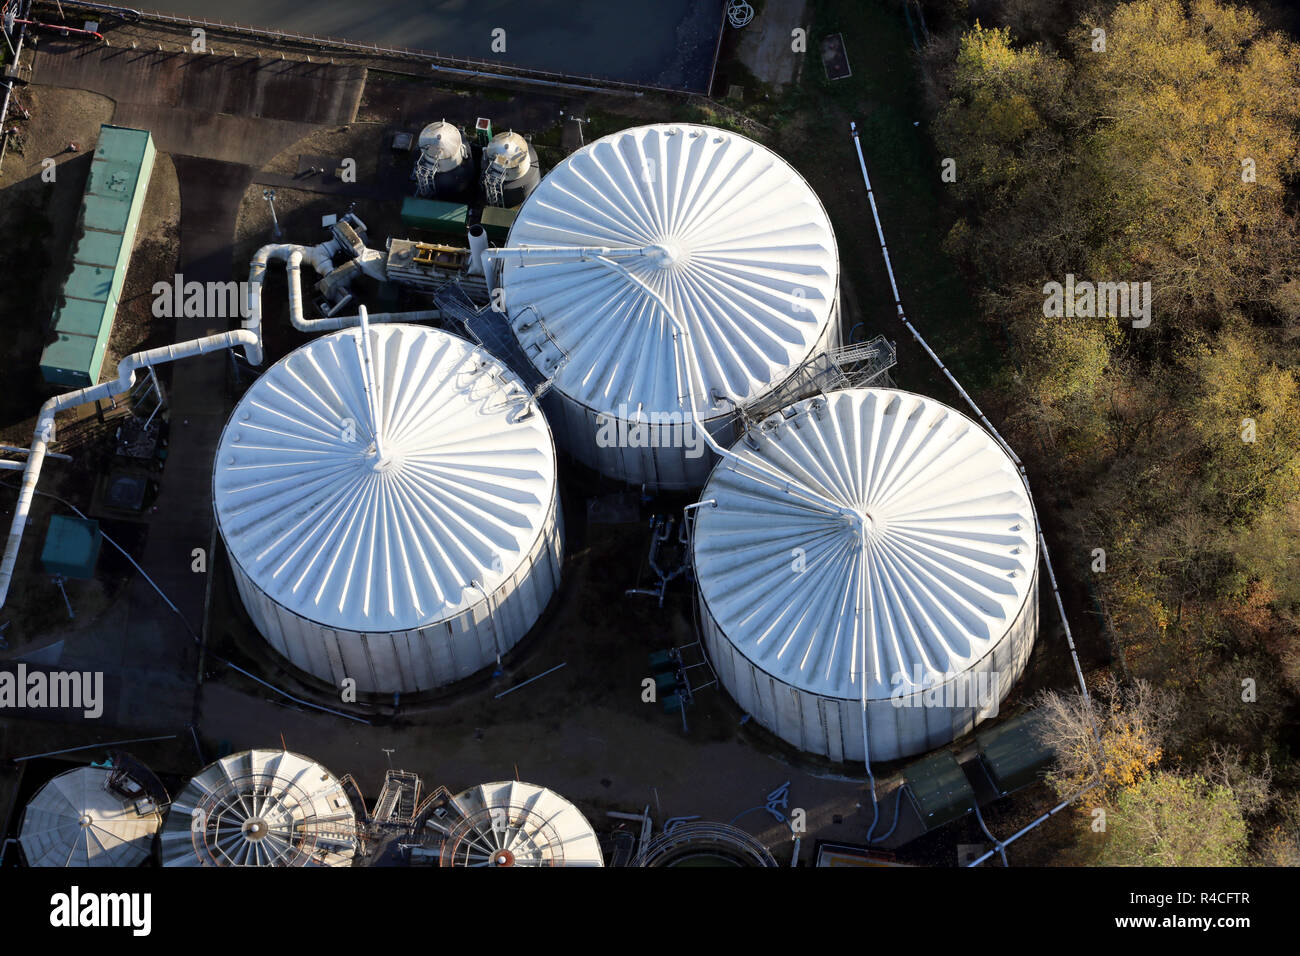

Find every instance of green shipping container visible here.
[975,710,1056,796]
[400,197,469,236]
[40,125,155,388]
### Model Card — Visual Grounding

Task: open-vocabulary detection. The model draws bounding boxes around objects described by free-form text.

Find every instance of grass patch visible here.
[790,0,1001,393]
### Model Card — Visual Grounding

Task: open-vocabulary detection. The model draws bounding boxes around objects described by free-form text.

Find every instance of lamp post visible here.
[262,188,281,238]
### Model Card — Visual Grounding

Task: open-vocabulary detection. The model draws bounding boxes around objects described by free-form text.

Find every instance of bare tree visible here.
[1033,674,1179,805]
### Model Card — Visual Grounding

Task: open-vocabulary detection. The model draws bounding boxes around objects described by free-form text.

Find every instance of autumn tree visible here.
[1034,675,1178,807]
[1097,771,1248,866]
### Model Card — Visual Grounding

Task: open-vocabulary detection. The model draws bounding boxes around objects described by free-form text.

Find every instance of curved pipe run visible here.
[14,19,106,42]
[0,239,447,611]
[0,330,259,608]
[242,244,439,365]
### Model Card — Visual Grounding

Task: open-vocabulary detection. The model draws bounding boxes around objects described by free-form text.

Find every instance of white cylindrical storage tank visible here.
[414,119,474,199]
[500,123,841,490]
[692,389,1039,764]
[159,749,358,867]
[213,324,563,694]
[18,766,162,867]
[440,781,603,867]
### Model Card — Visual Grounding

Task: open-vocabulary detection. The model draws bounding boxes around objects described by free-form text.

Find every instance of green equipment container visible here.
[902,750,977,831]
[654,671,678,696]
[648,649,675,674]
[479,204,518,242]
[40,125,155,388]
[40,515,102,579]
[400,197,469,236]
[975,710,1055,796]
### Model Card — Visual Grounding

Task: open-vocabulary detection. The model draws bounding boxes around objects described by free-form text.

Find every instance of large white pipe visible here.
[0,330,260,609]
[467,224,489,277]
[243,243,441,364]
[590,254,854,522]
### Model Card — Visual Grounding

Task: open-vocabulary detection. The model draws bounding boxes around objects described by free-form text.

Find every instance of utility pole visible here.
[559,110,590,148]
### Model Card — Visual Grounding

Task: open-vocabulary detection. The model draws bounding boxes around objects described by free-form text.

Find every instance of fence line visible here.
[57,0,717,97]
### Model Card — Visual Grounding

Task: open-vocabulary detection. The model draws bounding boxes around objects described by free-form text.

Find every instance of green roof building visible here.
[40,125,155,388]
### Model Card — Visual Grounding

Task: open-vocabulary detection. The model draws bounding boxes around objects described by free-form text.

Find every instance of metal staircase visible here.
[483,163,506,207]
[434,287,566,400]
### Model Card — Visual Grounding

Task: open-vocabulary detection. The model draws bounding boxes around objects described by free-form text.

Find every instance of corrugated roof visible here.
[447,781,603,867]
[212,324,556,633]
[692,389,1037,700]
[20,767,159,867]
[160,750,357,867]
[502,123,839,418]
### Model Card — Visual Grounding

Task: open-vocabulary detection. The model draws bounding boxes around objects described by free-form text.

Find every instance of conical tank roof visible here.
[417,120,465,172]
[20,766,160,867]
[212,324,557,635]
[692,388,1038,701]
[483,130,531,175]
[160,749,358,867]
[441,781,603,866]
[502,123,839,421]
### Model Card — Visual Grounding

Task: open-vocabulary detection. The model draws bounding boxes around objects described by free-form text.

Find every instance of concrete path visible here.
[734,0,810,89]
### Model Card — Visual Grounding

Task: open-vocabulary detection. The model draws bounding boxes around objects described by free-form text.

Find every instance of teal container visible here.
[400,197,469,236]
[40,125,155,388]
[40,515,102,579]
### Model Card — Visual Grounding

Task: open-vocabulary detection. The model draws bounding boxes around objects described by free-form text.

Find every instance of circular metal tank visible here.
[481,130,540,206]
[414,120,475,200]
[692,388,1039,763]
[19,766,162,867]
[501,123,841,490]
[159,749,359,867]
[636,822,778,867]
[213,324,562,694]
[440,781,603,867]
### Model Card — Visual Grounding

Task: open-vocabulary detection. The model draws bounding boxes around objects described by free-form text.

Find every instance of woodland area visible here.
[920,0,1300,863]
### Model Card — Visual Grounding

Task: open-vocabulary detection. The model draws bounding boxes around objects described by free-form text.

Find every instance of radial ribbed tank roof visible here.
[20,766,160,867]
[161,750,358,867]
[442,781,603,867]
[502,123,839,418]
[692,389,1038,700]
[212,324,556,634]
